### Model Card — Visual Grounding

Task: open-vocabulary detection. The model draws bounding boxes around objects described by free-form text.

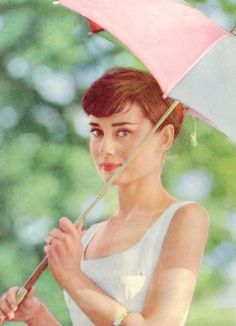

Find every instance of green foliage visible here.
[0,0,236,324]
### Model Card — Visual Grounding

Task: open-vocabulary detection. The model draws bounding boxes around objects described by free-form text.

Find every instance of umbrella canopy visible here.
[57,0,236,143]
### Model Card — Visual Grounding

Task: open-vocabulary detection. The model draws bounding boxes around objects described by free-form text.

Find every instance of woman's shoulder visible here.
[170,201,209,239]
[176,201,209,221]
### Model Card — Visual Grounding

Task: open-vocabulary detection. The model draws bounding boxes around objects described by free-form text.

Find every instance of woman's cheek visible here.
[89,143,99,166]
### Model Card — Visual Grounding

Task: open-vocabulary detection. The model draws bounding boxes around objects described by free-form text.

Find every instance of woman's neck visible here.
[116,173,175,220]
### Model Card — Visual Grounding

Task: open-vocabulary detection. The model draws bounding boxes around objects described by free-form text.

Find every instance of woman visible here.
[0,67,209,326]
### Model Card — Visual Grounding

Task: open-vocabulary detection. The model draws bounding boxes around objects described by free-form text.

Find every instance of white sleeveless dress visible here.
[64,201,193,325]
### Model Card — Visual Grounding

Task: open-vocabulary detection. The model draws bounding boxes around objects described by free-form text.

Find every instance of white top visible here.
[64,201,193,325]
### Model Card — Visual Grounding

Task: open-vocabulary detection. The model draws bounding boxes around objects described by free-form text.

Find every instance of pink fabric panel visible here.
[58,0,229,94]
[187,108,215,127]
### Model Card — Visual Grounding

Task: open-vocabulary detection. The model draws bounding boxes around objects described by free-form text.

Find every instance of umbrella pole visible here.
[15,100,180,306]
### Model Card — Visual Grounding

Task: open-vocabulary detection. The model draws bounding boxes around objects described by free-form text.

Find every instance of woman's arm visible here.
[64,271,130,325]
[45,203,208,326]
[127,202,209,326]
[25,301,61,326]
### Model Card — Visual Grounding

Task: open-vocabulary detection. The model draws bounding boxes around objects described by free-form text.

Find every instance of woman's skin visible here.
[0,103,209,325]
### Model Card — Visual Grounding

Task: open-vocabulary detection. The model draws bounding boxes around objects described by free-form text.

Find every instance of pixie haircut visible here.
[82,67,184,139]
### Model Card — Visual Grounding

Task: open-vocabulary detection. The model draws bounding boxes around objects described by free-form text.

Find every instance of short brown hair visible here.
[82,67,184,138]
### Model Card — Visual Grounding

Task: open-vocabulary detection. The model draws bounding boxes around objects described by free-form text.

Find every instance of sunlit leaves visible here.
[0,0,236,325]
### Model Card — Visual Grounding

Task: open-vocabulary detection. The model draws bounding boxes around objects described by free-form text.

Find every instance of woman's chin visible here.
[99,171,125,185]
[99,171,114,182]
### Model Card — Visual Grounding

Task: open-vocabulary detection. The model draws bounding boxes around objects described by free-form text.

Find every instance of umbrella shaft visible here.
[16,256,48,305]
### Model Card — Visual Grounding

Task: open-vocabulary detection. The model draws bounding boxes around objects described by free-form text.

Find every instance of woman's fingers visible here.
[0,287,19,321]
[0,314,6,325]
[45,217,83,246]
[44,217,84,261]
[7,287,19,311]
[45,231,66,247]
[0,297,11,318]
[0,295,11,312]
[7,311,14,320]
[46,228,65,244]
[59,217,73,233]
[59,217,82,236]
[0,286,41,324]
[45,217,82,243]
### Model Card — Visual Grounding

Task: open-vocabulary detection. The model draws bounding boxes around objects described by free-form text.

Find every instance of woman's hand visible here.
[44,217,84,288]
[0,287,41,324]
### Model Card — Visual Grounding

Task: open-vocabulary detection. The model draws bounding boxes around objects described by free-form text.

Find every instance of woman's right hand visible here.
[0,287,41,324]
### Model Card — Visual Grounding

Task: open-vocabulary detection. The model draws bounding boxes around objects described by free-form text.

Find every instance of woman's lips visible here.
[100,163,121,172]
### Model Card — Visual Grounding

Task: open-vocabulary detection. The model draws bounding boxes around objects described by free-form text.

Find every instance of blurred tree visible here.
[0,0,236,325]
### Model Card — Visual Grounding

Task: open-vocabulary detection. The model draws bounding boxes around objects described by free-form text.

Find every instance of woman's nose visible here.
[98,135,115,156]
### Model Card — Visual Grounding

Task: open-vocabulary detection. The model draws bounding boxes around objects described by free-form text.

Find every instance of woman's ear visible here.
[156,124,174,154]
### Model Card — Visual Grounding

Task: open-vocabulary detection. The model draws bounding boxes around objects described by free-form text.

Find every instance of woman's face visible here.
[89,102,168,185]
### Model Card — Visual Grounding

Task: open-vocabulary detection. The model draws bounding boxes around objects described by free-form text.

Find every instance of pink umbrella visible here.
[57,0,236,143]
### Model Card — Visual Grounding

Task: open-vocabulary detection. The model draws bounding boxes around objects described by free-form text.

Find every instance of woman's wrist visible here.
[53,266,84,292]
[25,301,61,326]
[61,269,87,293]
[25,300,43,325]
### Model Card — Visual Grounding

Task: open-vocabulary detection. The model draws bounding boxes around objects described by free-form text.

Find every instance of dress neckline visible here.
[82,201,182,263]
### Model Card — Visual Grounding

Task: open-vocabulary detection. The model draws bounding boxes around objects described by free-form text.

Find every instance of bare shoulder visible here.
[172,202,209,232]
[160,202,209,275]
[178,201,208,215]
[169,201,209,244]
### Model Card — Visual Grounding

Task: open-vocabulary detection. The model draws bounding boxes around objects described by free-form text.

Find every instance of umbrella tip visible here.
[232,27,236,35]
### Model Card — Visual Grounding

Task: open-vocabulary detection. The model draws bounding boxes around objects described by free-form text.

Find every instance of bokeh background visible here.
[0,0,236,325]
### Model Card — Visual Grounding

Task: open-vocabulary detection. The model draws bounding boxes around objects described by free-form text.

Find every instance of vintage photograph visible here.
[0,0,236,325]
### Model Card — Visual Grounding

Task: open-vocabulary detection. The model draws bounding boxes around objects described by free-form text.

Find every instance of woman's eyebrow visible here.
[89,122,137,127]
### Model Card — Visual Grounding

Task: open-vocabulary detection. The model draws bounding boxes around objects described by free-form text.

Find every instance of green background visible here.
[0,0,236,324]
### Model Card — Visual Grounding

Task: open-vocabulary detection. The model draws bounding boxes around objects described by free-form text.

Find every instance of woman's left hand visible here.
[44,217,84,288]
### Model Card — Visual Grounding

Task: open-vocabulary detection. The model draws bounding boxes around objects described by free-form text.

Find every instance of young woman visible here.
[0,67,209,326]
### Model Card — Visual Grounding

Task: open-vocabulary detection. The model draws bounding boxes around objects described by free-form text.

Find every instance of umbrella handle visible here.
[16,256,48,305]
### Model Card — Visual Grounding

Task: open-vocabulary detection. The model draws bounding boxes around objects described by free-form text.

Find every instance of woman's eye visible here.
[89,128,131,137]
[90,129,103,137]
[117,129,130,137]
